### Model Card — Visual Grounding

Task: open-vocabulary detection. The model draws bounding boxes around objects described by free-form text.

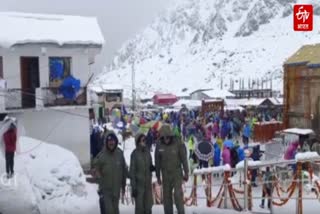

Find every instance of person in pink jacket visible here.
[284,141,299,160]
[213,121,219,138]
[206,126,213,141]
[222,146,231,165]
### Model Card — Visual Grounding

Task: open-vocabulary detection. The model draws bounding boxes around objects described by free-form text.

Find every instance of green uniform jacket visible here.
[130,147,153,191]
[93,148,128,198]
[155,136,189,180]
[129,145,153,213]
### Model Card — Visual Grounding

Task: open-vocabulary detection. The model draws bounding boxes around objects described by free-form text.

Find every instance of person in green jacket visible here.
[155,124,189,214]
[92,131,128,214]
[130,133,154,214]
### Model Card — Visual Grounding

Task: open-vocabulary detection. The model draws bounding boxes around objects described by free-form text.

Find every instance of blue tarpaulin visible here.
[59,76,81,100]
[50,58,64,80]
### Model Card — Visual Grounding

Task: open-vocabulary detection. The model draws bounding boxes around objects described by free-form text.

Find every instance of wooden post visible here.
[296,162,303,214]
[206,174,212,207]
[193,174,198,206]
[224,171,229,209]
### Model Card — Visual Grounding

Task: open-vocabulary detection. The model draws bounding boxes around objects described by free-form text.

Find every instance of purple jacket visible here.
[222,147,231,165]
[213,122,219,135]
[284,142,299,160]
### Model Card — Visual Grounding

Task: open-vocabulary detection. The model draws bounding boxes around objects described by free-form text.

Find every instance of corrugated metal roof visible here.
[284,44,320,67]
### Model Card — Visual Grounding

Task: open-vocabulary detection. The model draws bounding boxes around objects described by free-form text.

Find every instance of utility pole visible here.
[131,59,136,111]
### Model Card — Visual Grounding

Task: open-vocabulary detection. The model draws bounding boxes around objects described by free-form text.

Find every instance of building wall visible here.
[0,44,100,89]
[284,65,320,133]
[11,108,90,165]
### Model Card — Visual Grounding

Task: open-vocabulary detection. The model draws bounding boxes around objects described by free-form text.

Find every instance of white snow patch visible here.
[295,152,320,161]
[0,12,104,48]
[236,160,262,169]
[194,164,231,175]
[283,128,315,135]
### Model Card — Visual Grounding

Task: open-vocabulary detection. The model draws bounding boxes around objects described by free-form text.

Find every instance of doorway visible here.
[20,57,40,108]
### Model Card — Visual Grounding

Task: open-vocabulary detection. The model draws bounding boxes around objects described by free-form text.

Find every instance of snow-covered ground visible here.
[1,130,320,213]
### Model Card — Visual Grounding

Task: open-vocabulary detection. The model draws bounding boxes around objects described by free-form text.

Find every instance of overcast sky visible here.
[0,0,170,72]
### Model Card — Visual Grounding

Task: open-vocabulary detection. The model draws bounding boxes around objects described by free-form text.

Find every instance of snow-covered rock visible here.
[95,0,320,98]
[0,137,99,214]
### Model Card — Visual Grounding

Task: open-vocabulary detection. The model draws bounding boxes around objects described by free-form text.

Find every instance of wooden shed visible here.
[283,44,320,135]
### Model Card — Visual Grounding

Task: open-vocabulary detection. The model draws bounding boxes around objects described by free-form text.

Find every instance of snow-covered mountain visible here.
[95,0,320,98]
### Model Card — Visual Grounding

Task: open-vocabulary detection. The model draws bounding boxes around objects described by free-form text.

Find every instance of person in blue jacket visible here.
[213,143,221,167]
[237,145,245,162]
[242,122,251,145]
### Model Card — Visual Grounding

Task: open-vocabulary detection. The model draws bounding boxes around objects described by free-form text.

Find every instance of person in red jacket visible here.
[3,123,17,178]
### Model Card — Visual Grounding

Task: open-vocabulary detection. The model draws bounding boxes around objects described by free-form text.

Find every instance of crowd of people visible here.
[90,105,268,214]
[92,124,189,214]
[89,103,320,213]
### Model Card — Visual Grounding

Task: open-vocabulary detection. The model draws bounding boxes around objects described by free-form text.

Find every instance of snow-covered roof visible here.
[172,99,202,108]
[202,89,235,99]
[224,106,244,111]
[101,83,123,91]
[202,99,223,103]
[89,83,123,93]
[244,98,267,106]
[176,91,191,97]
[141,101,154,106]
[283,128,315,135]
[0,12,105,48]
[285,44,320,66]
[153,93,177,99]
[138,91,154,100]
[225,98,248,107]
[89,85,103,93]
[269,97,283,105]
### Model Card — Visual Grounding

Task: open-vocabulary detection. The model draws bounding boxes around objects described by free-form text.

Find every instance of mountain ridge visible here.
[95,0,320,98]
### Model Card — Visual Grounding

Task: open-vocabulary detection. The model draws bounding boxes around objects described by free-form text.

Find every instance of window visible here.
[106,93,122,102]
[49,57,71,85]
[0,56,3,78]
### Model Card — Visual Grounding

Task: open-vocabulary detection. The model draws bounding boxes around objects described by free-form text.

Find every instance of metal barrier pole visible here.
[244,155,248,211]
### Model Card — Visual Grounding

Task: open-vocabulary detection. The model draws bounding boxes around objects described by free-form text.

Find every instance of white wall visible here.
[0,44,100,89]
[11,108,91,165]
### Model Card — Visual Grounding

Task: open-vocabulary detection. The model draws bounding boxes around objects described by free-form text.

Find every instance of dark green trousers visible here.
[102,192,120,214]
[162,176,185,214]
[134,186,153,214]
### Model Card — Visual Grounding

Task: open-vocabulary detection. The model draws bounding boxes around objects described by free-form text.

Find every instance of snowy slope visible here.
[95,0,320,98]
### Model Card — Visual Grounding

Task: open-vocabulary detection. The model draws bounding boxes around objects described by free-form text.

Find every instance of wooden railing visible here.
[0,87,87,112]
[41,87,87,107]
